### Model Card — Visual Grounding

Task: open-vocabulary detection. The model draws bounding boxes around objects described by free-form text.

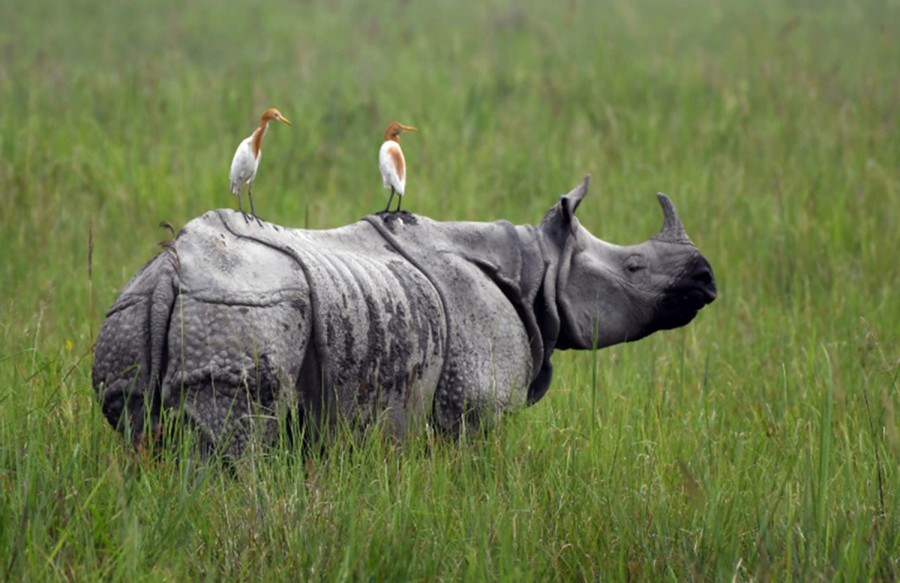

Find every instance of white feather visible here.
[230,131,264,196]
[379,141,406,195]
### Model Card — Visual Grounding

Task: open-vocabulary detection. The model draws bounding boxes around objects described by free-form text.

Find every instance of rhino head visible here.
[540,176,717,350]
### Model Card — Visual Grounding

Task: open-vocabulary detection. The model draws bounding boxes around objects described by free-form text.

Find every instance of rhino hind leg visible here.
[161,296,311,457]
[93,254,178,445]
[160,353,298,458]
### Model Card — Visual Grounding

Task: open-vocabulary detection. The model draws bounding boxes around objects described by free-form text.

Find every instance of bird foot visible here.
[376,209,417,226]
[238,210,265,227]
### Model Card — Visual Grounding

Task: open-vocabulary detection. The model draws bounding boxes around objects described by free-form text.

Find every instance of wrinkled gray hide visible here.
[92,177,716,455]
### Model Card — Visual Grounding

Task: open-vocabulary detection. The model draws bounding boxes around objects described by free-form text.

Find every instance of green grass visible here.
[1,0,898,579]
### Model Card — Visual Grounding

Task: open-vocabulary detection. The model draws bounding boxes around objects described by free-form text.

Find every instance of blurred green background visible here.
[1,0,897,579]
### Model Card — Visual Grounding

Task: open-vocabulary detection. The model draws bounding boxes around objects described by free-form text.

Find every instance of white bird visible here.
[379,121,417,213]
[230,107,292,223]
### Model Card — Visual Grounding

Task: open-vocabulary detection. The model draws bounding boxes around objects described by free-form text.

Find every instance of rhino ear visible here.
[561,175,590,223]
[541,175,590,235]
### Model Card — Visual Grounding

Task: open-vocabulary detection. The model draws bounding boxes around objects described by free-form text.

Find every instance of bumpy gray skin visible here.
[92,177,717,455]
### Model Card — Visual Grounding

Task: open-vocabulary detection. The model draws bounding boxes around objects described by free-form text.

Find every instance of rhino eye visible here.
[625,255,646,273]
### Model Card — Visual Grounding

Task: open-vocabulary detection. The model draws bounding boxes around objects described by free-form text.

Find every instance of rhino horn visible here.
[653,193,693,244]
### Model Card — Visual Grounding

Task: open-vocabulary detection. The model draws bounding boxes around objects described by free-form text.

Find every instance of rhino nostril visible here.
[693,269,713,286]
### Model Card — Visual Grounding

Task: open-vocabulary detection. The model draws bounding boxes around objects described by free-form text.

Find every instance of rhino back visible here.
[167,211,447,443]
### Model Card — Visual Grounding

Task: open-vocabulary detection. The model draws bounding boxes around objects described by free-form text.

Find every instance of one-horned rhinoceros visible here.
[92,176,716,455]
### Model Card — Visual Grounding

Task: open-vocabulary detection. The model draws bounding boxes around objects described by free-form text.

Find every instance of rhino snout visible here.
[653,257,716,331]
[690,263,717,304]
[677,264,716,310]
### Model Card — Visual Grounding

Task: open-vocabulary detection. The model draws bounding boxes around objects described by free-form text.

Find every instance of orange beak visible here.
[400,124,417,132]
[280,115,293,126]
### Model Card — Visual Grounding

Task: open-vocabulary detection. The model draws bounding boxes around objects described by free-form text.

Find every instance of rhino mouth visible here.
[656,282,717,329]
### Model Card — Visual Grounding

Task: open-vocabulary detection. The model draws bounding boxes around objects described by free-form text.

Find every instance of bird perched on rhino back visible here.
[92,175,718,456]
[379,121,417,212]
[229,107,292,224]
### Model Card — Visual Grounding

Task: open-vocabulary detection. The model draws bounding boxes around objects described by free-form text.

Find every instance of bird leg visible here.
[237,193,252,223]
[396,194,402,212]
[248,185,264,226]
[384,188,396,213]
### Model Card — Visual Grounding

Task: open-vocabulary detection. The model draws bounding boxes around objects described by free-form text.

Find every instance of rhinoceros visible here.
[92,176,716,455]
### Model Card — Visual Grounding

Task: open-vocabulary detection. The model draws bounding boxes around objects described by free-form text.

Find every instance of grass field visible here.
[1,0,898,579]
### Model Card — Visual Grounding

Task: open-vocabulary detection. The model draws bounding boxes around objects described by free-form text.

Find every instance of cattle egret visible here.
[229,108,292,223]
[379,121,417,212]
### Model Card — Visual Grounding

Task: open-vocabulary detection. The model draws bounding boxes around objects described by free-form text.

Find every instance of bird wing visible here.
[379,141,406,194]
[230,138,258,194]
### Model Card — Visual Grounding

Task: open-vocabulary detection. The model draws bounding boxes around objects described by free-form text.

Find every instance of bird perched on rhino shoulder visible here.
[230,108,292,224]
[379,121,417,213]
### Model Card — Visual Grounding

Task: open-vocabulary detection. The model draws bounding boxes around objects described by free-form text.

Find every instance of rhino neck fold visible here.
[366,215,560,408]
[362,215,454,379]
